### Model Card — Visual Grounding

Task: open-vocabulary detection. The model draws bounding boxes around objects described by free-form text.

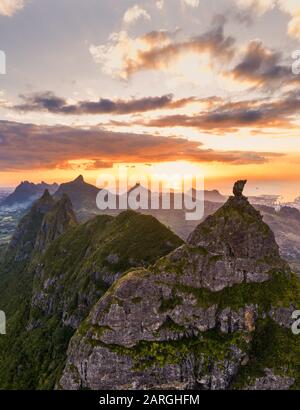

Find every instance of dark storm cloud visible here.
[12,92,196,115]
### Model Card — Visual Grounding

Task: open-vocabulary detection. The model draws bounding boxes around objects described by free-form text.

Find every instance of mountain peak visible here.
[34,189,55,213]
[60,181,298,391]
[35,193,77,253]
[8,191,55,261]
[40,189,52,200]
[74,175,84,183]
[188,180,283,265]
[53,175,99,211]
[60,193,73,207]
[1,181,58,208]
[233,179,247,199]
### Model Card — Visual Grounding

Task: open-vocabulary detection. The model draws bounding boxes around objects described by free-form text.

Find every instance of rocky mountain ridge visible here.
[59,182,300,390]
[0,192,183,389]
[2,176,300,273]
[53,175,100,212]
[0,181,58,209]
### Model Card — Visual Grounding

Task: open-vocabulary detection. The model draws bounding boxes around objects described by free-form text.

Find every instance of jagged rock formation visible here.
[0,190,79,389]
[35,194,77,253]
[60,182,300,390]
[187,192,287,289]
[1,181,58,209]
[0,202,182,388]
[30,211,183,330]
[8,190,56,261]
[7,190,77,261]
[53,175,100,212]
[233,180,247,199]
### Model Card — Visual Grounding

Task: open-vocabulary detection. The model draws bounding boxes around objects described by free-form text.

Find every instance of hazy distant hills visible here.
[190,187,226,203]
[1,175,300,273]
[0,176,226,212]
[0,176,100,213]
[0,181,58,209]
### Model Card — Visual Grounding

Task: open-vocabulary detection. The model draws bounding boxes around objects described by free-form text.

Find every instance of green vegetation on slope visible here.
[0,210,183,389]
[175,269,300,311]
[232,318,300,389]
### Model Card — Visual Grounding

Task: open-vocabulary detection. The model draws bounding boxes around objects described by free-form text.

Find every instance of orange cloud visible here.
[0,120,283,171]
[128,91,300,133]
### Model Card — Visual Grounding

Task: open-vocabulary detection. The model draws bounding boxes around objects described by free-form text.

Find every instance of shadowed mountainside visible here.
[0,181,58,209]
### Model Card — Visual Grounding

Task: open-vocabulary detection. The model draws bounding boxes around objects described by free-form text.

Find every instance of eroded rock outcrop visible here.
[8,190,56,261]
[59,182,300,390]
[30,211,183,330]
[35,193,77,253]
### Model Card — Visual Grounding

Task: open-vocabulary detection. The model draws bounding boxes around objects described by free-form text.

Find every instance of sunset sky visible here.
[0,0,300,199]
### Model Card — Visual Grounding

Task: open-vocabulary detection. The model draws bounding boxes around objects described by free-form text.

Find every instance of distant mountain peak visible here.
[0,181,58,209]
[74,175,84,183]
[53,175,99,211]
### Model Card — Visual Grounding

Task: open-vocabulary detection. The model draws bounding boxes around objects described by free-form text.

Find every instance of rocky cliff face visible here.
[7,190,56,261]
[0,203,182,389]
[35,194,77,253]
[53,175,100,212]
[60,183,300,390]
[0,190,78,389]
[30,210,183,330]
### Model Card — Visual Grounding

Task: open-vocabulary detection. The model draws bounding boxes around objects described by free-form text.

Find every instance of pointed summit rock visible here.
[53,175,100,211]
[233,179,247,199]
[73,175,84,184]
[35,193,77,253]
[8,191,56,261]
[60,181,300,391]
[37,189,53,207]
[188,180,284,275]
